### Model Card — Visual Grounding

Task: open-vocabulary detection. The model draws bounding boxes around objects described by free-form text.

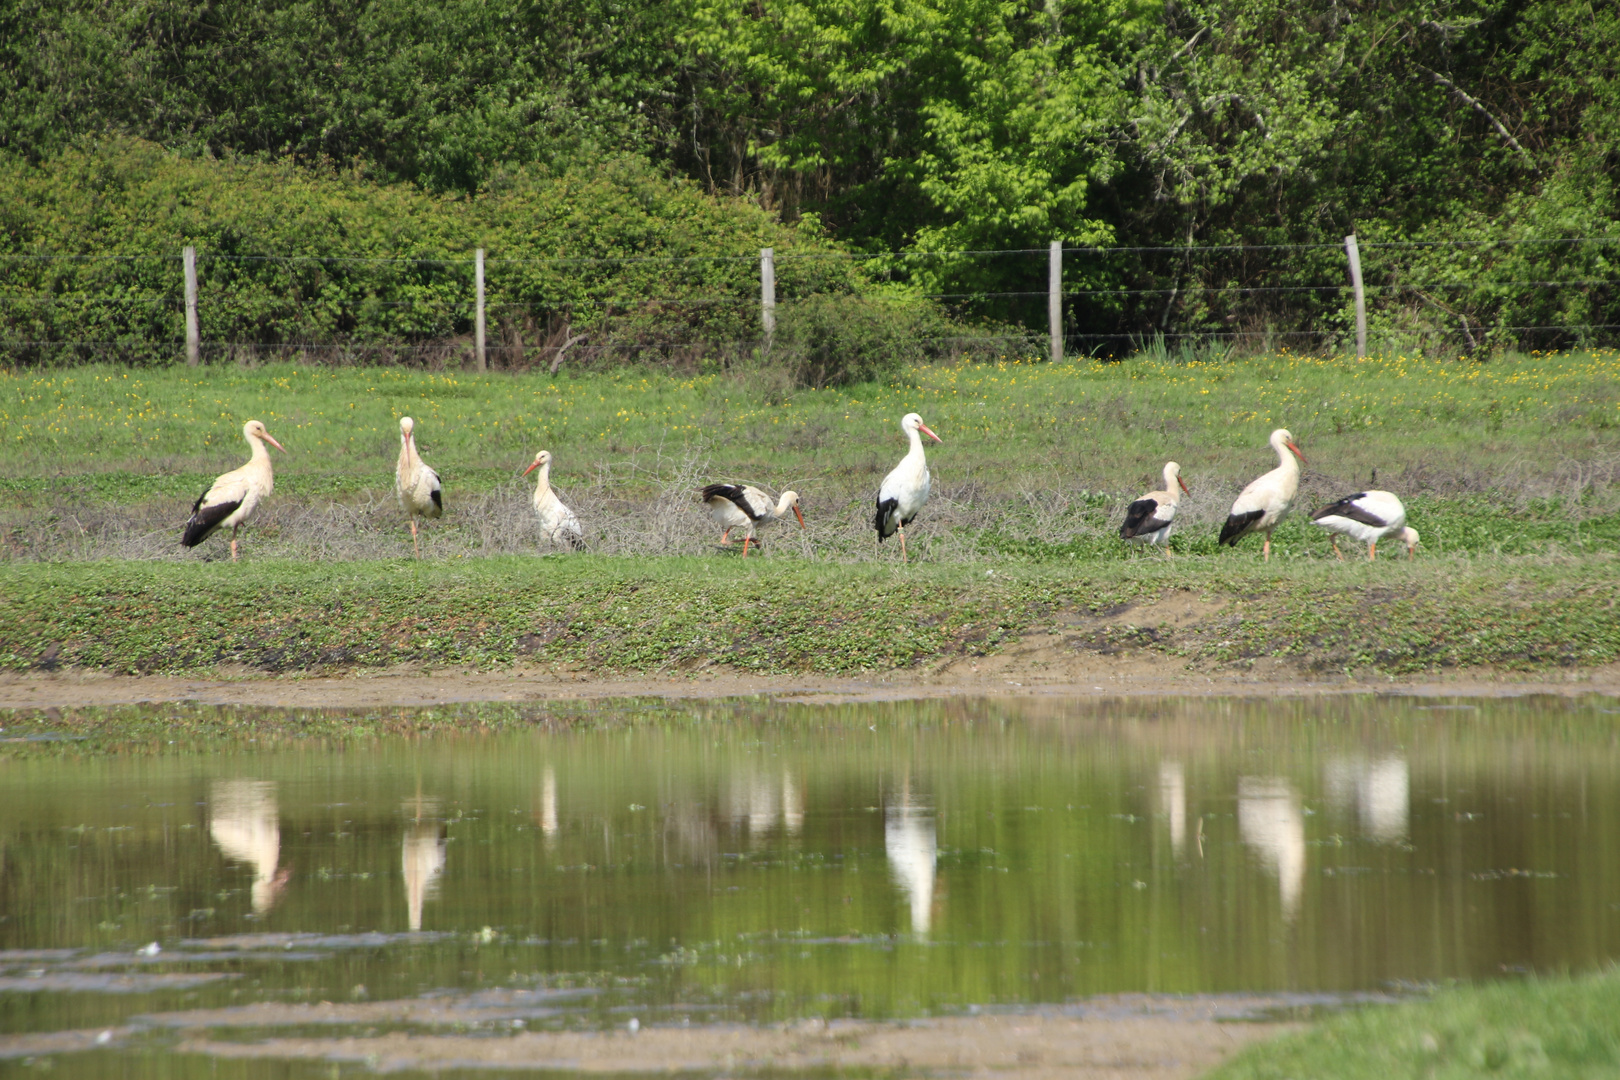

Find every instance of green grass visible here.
[3,555,1616,678]
[3,350,1617,496]
[3,350,1617,678]
[1206,970,1620,1079]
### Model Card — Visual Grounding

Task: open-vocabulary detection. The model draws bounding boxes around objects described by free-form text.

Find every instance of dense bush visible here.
[0,141,888,371]
[4,0,1619,352]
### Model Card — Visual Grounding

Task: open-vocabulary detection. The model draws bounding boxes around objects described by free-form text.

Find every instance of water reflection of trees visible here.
[209,779,290,915]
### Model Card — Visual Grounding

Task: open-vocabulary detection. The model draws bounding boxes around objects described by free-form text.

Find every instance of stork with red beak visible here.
[523,450,583,550]
[1219,428,1306,561]
[1119,461,1190,554]
[700,485,804,556]
[395,416,443,558]
[874,413,942,563]
[182,419,285,560]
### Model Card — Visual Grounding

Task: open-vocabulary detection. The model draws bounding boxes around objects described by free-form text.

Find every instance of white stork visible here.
[699,484,804,556]
[182,419,285,560]
[874,412,942,563]
[1119,461,1190,553]
[1218,428,1306,561]
[522,450,583,550]
[1311,490,1420,560]
[395,416,443,558]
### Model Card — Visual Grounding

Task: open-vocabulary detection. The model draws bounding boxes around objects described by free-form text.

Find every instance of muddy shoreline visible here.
[4,653,1617,710]
[1,997,1302,1078]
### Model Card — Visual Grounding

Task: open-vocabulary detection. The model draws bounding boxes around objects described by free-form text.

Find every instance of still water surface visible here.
[1,694,1619,1068]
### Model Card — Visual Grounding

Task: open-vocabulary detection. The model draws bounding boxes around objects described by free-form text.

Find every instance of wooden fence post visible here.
[760,247,776,348]
[1345,234,1367,358]
[1048,241,1063,364]
[183,245,199,367]
[474,248,487,372]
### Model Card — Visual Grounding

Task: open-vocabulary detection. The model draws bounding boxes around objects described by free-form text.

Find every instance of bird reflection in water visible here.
[1237,777,1305,921]
[1324,757,1410,844]
[726,770,805,845]
[402,797,447,932]
[209,779,291,915]
[1159,760,1187,856]
[537,766,559,844]
[885,785,937,937]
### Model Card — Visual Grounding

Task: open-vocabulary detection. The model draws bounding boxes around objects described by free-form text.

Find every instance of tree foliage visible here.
[2,0,1617,353]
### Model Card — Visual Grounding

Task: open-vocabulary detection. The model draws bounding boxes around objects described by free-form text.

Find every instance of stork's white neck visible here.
[533,462,552,496]
[1162,464,1182,504]
[1270,433,1299,477]
[246,431,272,467]
[904,425,927,463]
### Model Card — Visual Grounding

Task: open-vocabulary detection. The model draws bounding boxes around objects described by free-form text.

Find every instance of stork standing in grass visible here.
[182,419,285,560]
[1311,490,1420,560]
[700,485,804,556]
[1218,428,1306,561]
[523,450,583,550]
[874,412,942,563]
[395,416,443,558]
[1119,461,1190,554]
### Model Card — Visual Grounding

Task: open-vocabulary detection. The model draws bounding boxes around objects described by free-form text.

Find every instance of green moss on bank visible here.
[1208,970,1620,1079]
[3,556,1616,679]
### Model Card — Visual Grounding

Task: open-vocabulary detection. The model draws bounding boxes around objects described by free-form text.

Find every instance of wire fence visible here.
[3,236,1618,370]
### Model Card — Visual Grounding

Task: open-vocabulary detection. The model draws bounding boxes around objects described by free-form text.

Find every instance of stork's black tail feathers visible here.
[182,491,239,548]
[873,496,900,541]
[701,483,759,520]
[1217,509,1265,546]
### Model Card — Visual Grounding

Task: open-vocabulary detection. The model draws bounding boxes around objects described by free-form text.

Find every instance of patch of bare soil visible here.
[0,1002,1297,1078]
[1,655,1616,711]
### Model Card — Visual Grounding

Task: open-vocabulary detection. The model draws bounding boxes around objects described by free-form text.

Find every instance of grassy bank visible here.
[3,555,1617,678]
[1207,970,1620,1079]
[2,350,1617,565]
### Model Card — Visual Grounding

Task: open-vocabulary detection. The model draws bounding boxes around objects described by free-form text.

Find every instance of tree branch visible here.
[1421,66,1538,172]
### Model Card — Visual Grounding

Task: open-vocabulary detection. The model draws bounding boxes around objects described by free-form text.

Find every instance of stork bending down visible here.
[1311,490,1420,560]
[700,484,804,556]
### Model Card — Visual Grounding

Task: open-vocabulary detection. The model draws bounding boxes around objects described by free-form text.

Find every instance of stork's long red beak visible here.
[792,503,806,529]
[1287,440,1305,465]
[263,433,286,453]
[1178,476,1190,494]
[521,459,540,477]
[919,423,942,444]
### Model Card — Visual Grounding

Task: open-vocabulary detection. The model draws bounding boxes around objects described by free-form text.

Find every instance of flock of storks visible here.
[181,413,1418,562]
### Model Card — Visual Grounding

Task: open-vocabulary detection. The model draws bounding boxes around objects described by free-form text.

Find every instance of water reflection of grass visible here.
[1209,970,1620,1079]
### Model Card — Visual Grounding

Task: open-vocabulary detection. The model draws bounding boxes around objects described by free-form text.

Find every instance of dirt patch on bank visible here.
[2,655,1616,711]
[3,1001,1299,1078]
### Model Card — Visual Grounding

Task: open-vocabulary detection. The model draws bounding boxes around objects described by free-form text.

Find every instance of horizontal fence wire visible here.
[5,236,1619,363]
[6,236,1620,266]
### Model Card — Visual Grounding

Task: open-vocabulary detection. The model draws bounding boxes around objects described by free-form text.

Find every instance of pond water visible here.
[1,693,1618,1075]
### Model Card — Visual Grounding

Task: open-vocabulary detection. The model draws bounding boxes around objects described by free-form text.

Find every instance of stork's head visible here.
[901,412,942,443]
[1400,527,1421,558]
[780,491,806,528]
[1165,461,1189,494]
[1272,428,1305,465]
[399,416,416,441]
[244,419,285,452]
[522,450,553,477]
